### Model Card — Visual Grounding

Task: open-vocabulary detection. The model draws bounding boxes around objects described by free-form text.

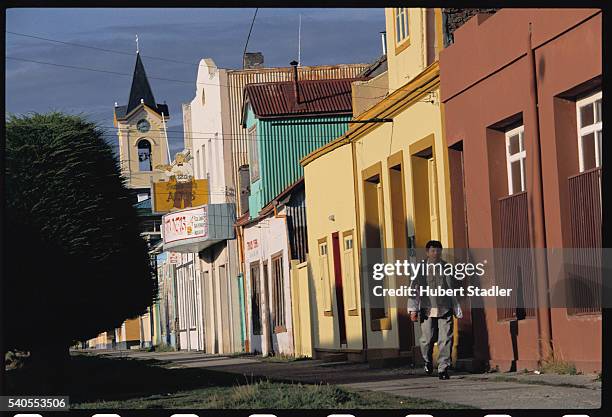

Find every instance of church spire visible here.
[126,52,157,115]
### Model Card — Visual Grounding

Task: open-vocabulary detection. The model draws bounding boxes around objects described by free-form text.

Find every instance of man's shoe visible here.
[424,363,433,375]
[438,370,450,380]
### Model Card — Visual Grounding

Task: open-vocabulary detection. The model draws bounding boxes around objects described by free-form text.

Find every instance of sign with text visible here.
[152,147,208,213]
[152,179,209,213]
[168,252,181,264]
[162,206,209,244]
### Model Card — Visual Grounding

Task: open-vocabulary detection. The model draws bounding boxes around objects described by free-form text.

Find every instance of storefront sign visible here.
[168,252,181,264]
[243,227,263,262]
[246,238,259,251]
[162,206,208,244]
[152,148,209,213]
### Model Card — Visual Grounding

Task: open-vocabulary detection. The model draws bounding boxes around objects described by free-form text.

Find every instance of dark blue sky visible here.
[6,8,385,155]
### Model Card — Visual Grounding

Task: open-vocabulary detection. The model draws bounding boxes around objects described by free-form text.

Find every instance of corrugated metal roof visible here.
[243,78,363,121]
[224,63,370,215]
[260,177,305,215]
[358,55,388,78]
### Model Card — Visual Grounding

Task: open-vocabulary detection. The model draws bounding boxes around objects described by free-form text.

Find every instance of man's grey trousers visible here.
[419,311,454,372]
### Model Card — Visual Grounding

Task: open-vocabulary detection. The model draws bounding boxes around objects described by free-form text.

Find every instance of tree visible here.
[4,113,157,382]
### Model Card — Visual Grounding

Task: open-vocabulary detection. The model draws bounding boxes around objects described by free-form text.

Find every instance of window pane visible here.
[345,237,353,250]
[508,134,520,155]
[596,130,602,167]
[404,13,410,37]
[396,14,401,43]
[248,128,259,180]
[581,132,597,171]
[595,99,602,123]
[580,103,594,127]
[510,160,523,194]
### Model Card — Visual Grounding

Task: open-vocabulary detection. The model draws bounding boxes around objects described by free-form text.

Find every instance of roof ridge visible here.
[228,63,370,74]
[245,76,364,87]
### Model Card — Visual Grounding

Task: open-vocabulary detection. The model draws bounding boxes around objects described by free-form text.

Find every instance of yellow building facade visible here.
[302,7,454,363]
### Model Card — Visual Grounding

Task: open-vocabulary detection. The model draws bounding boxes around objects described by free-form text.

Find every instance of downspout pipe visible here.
[527,22,553,363]
[234,221,250,352]
[350,136,368,356]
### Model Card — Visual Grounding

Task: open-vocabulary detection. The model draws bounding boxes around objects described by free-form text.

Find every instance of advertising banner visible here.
[162,206,209,245]
[152,148,209,213]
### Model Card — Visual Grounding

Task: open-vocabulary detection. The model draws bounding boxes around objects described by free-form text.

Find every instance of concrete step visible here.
[318,352,348,362]
[453,357,477,372]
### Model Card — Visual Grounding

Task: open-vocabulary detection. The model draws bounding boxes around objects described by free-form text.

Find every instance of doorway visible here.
[262,261,274,354]
[331,232,347,346]
[362,162,388,328]
[411,146,440,248]
[448,141,474,360]
[219,265,232,353]
[388,152,414,351]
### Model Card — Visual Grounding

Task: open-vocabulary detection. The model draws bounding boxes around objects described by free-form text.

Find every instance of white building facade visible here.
[170,58,244,354]
[242,213,295,356]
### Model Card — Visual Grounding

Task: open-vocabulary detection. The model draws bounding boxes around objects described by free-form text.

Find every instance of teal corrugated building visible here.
[241,75,363,217]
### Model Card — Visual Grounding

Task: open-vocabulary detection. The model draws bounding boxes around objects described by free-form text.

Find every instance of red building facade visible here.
[440,9,602,372]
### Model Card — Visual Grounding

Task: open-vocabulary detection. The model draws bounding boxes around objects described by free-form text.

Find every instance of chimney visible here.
[243,52,264,69]
[290,60,300,104]
[380,31,387,55]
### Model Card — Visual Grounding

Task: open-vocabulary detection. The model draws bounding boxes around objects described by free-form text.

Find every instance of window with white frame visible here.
[505,125,526,195]
[394,8,409,45]
[248,125,260,181]
[576,91,602,172]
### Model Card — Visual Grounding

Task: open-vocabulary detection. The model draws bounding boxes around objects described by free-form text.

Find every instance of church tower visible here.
[114,52,170,201]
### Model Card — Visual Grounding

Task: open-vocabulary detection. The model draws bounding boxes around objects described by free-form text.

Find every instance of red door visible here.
[332,232,347,346]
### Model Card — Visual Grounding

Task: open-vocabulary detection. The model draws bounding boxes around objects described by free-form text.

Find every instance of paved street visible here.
[89,350,601,409]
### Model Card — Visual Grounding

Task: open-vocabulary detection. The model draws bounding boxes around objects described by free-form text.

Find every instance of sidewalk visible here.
[91,350,601,409]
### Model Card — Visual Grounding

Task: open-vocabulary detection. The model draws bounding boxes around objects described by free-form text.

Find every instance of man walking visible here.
[408,240,462,380]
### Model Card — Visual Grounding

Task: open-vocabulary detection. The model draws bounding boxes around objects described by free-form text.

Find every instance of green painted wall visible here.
[246,106,351,217]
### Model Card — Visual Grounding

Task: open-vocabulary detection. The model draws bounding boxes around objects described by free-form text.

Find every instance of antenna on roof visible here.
[135,34,139,54]
[298,14,302,66]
